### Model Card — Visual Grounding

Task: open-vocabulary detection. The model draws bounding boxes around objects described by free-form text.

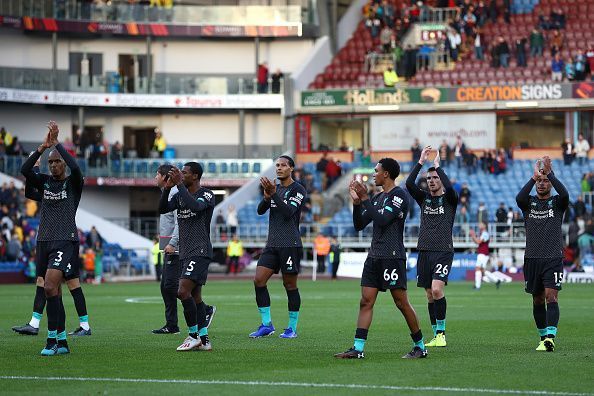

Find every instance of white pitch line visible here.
[0,376,590,396]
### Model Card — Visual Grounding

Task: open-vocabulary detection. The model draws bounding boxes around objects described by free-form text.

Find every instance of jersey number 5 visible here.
[187,261,195,272]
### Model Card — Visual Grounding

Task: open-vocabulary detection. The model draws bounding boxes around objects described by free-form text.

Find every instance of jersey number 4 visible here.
[286,256,293,269]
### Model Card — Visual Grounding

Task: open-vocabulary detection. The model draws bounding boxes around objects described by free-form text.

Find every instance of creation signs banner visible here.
[0,88,283,109]
[370,113,496,150]
[300,82,591,111]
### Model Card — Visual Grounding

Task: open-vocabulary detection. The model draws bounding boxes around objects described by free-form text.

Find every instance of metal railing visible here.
[0,156,271,179]
[107,217,159,240]
[364,53,395,73]
[0,67,284,95]
[100,247,152,279]
[416,49,451,71]
[418,7,459,24]
[210,222,531,248]
[0,0,311,25]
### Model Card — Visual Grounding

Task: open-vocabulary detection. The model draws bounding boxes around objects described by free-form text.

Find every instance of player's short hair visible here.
[427,166,437,173]
[184,162,203,180]
[378,158,400,180]
[278,155,295,168]
[157,164,173,176]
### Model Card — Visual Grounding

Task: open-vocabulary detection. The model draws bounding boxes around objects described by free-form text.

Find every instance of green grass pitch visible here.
[0,279,593,395]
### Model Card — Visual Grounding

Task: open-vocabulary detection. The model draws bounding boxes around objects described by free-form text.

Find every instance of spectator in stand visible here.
[314,232,330,273]
[529,28,544,57]
[565,57,576,81]
[503,0,511,23]
[152,128,167,158]
[6,232,21,261]
[586,45,594,79]
[226,204,238,235]
[411,138,422,163]
[447,28,461,61]
[365,11,381,38]
[489,0,498,23]
[110,141,122,170]
[316,152,329,189]
[6,137,24,156]
[456,206,470,236]
[383,65,399,87]
[538,12,551,30]
[550,30,564,54]
[325,157,342,188]
[460,182,471,205]
[515,37,527,67]
[551,53,564,82]
[439,139,451,166]
[496,202,507,235]
[550,8,566,29]
[465,150,478,174]
[453,135,466,168]
[562,138,575,165]
[463,9,477,37]
[380,25,393,54]
[87,225,103,249]
[310,189,323,222]
[257,62,269,94]
[477,201,489,226]
[475,0,488,27]
[418,44,435,70]
[73,128,83,157]
[474,27,485,60]
[0,126,13,148]
[574,51,587,81]
[271,69,284,94]
[493,148,507,175]
[495,36,510,68]
[573,196,587,219]
[581,173,591,193]
[329,236,341,279]
[576,134,590,166]
[84,246,97,283]
[382,0,394,27]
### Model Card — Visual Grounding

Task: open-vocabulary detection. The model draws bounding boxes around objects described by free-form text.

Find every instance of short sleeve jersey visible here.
[415,192,457,252]
[37,174,83,242]
[521,195,565,258]
[366,187,408,259]
[173,187,215,259]
[266,182,307,248]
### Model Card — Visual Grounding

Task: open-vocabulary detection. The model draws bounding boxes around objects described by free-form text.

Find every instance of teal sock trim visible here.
[538,328,547,337]
[32,312,43,320]
[57,331,67,341]
[79,315,88,322]
[431,325,437,337]
[414,338,425,350]
[436,320,446,332]
[354,338,366,352]
[188,325,198,334]
[198,327,208,337]
[288,311,299,332]
[47,330,57,339]
[258,307,272,326]
[546,326,557,336]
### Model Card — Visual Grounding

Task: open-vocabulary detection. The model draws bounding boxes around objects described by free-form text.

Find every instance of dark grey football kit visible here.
[516,172,569,294]
[406,163,458,288]
[21,144,83,280]
[353,186,409,291]
[257,182,307,274]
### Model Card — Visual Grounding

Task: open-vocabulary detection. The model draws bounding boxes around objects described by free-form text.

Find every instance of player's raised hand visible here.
[419,145,432,165]
[168,166,183,186]
[39,130,52,151]
[268,178,277,195]
[349,179,361,205]
[532,159,542,181]
[47,120,59,146]
[541,156,552,175]
[353,180,369,201]
[260,177,272,199]
[469,228,476,238]
[433,148,440,168]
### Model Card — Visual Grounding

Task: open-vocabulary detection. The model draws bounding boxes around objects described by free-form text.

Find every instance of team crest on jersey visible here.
[548,200,553,207]
[425,199,431,204]
[438,197,443,205]
[203,191,213,200]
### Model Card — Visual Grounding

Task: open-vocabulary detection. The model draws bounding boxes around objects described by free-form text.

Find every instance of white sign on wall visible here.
[336,252,368,279]
[370,113,496,150]
[0,88,284,109]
